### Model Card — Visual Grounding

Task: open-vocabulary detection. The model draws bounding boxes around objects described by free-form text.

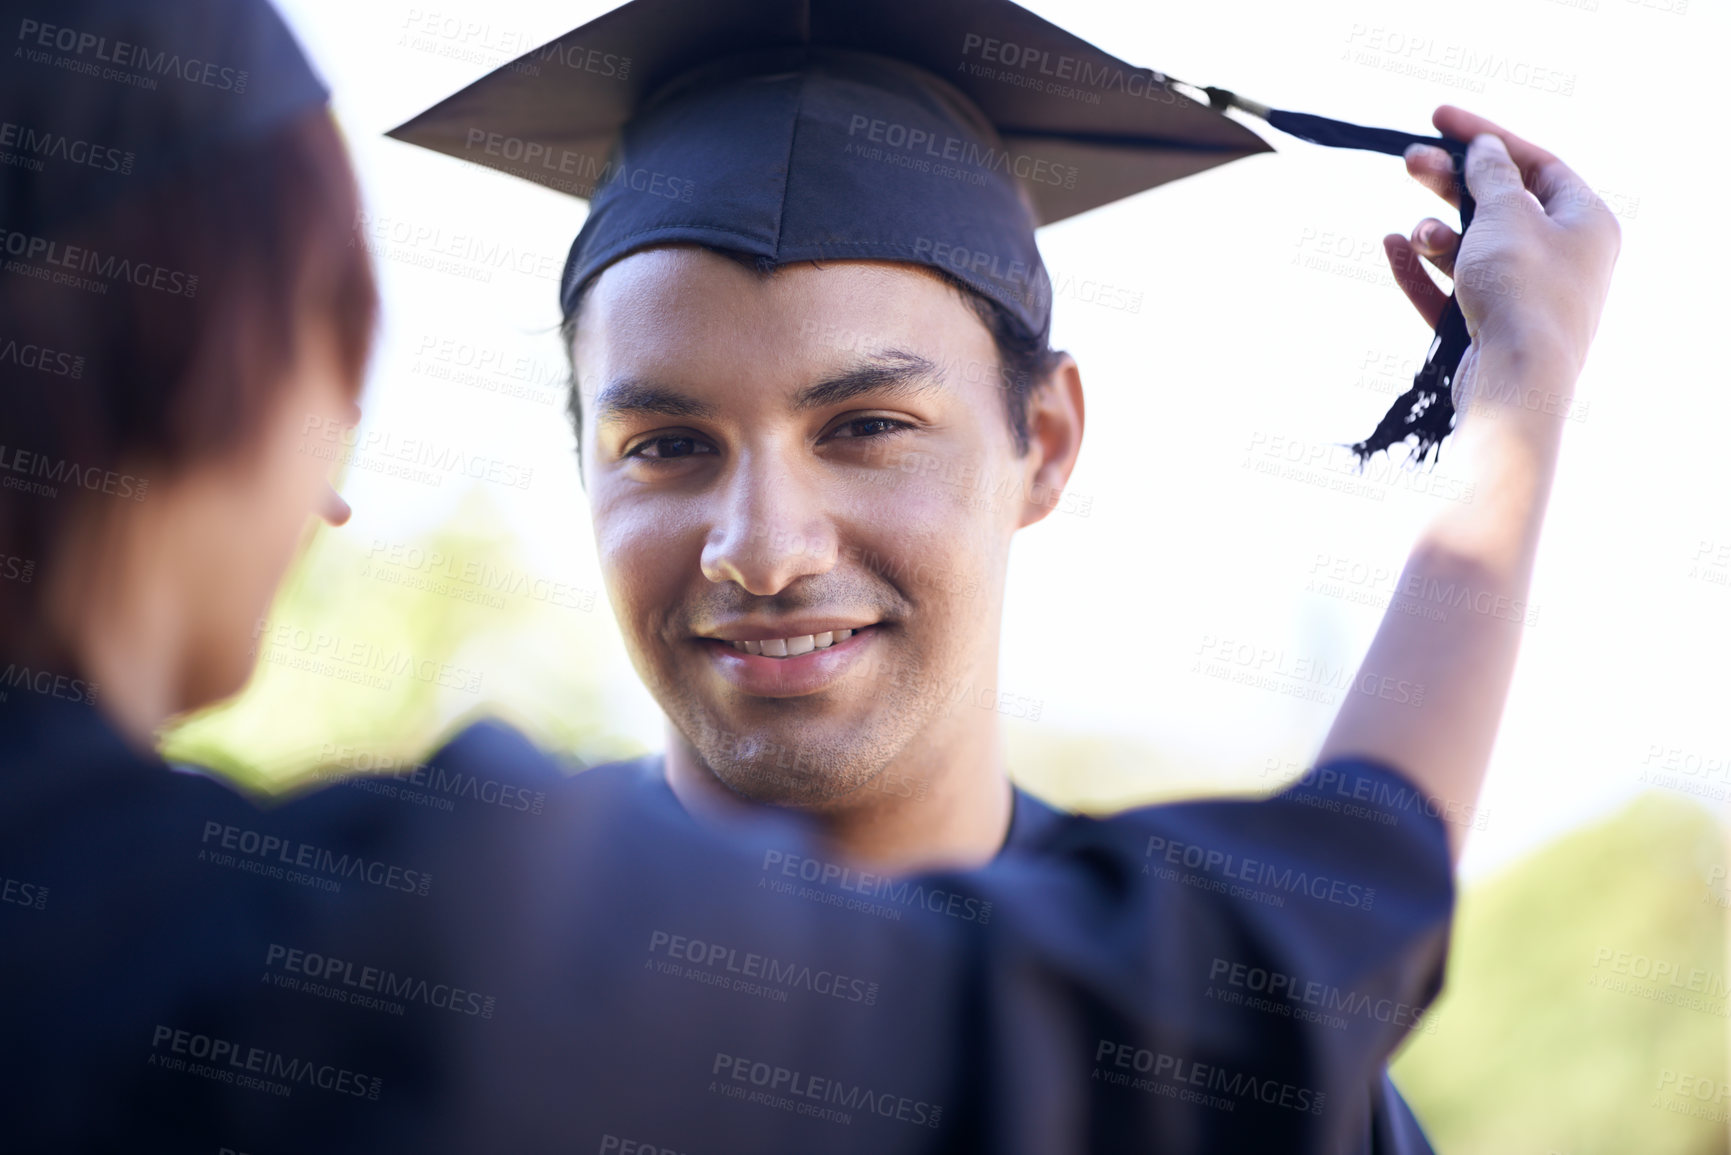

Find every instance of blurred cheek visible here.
[195,380,348,699]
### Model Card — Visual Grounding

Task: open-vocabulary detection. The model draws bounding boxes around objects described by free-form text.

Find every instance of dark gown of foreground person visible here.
[0,689,1451,1153]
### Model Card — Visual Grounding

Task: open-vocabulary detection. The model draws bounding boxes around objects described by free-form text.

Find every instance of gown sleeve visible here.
[320,724,1456,1155]
[1,703,1452,1155]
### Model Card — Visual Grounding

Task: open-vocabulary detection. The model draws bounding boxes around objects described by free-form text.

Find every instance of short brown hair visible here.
[0,107,378,658]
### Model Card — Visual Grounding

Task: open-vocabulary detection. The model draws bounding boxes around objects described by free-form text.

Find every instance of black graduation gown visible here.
[555,750,1443,1154]
[0,695,1453,1153]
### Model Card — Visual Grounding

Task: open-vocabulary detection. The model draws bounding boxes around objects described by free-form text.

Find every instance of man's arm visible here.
[1317,106,1622,862]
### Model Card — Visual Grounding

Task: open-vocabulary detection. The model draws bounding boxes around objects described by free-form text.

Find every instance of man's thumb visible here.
[1465,132,1523,202]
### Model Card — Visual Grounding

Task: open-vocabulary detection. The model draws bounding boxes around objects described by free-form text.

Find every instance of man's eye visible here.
[626,435,713,461]
[829,417,912,440]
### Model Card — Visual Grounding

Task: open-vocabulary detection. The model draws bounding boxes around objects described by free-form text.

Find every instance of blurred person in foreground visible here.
[0,3,1615,1155]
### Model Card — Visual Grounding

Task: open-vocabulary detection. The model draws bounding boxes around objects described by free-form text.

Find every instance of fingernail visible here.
[1416,223,1439,249]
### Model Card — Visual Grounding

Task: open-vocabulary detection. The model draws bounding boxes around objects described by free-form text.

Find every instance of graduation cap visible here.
[388,0,1477,464]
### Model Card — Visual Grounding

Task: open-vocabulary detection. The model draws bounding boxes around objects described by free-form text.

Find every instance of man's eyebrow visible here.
[592,350,946,426]
[791,350,946,412]
[592,379,721,426]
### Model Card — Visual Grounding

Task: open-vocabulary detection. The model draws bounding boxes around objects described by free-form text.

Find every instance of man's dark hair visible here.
[559,246,1062,465]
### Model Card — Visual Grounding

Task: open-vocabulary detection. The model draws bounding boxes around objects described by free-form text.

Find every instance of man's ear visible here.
[1017,353,1084,530]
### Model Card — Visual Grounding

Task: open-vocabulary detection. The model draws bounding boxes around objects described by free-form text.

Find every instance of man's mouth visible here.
[725,629,856,658]
[693,621,883,696]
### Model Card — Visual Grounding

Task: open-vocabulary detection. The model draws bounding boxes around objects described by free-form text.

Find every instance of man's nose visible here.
[700,455,837,595]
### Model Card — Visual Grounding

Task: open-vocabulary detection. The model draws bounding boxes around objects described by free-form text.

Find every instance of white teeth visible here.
[728,628,860,658]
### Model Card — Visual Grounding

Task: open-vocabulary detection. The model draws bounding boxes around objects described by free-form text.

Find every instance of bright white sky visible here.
[273,0,1725,881]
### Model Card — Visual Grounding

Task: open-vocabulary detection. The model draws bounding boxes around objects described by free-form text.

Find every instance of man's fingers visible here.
[1432,105,1559,184]
[1412,219,1458,279]
[1404,144,1460,210]
[1433,105,1604,223]
[1384,234,1448,330]
[1464,133,1538,211]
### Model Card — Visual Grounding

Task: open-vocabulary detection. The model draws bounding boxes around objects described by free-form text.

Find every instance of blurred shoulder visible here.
[421,719,664,806]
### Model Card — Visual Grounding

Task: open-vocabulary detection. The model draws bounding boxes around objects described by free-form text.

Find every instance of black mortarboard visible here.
[386,0,1270,349]
[388,0,1477,463]
[0,0,328,235]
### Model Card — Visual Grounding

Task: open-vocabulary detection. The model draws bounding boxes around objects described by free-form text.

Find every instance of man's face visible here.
[573,246,1046,808]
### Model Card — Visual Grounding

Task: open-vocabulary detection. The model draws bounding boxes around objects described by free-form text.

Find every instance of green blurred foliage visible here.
[167,491,1728,1149]
[1393,793,1729,1155]
[162,488,645,793]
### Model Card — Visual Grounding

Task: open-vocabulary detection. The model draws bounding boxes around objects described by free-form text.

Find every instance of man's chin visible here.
[694,726,892,811]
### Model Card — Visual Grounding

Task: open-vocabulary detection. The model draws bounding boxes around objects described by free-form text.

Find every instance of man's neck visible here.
[663,721,1015,874]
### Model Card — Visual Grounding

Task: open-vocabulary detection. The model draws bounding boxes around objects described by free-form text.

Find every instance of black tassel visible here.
[1197,87,1478,467]
[1349,294,1472,467]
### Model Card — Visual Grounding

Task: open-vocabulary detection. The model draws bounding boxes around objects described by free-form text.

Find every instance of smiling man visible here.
[389,2,1271,874]
[0,0,1627,1150]
[388,0,1619,1150]
[570,246,1080,868]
